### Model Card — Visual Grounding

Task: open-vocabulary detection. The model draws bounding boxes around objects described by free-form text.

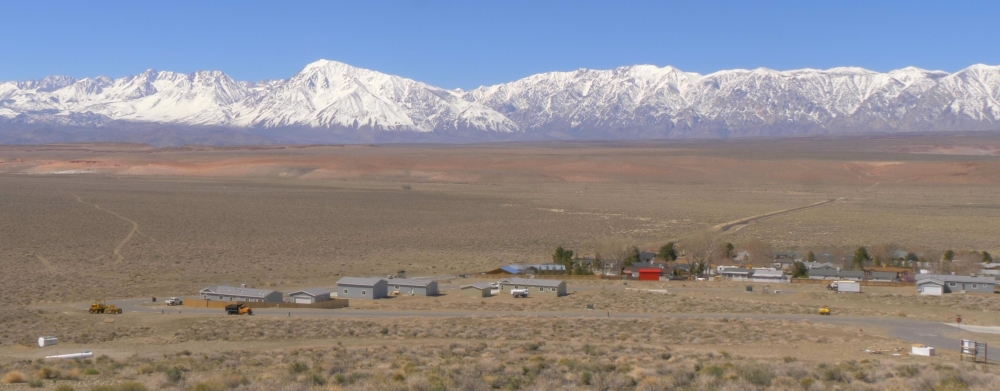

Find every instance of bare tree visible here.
[684,231,723,274]
[594,237,633,275]
[742,239,773,268]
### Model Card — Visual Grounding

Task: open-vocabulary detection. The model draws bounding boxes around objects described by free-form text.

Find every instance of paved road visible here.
[114,298,995,361]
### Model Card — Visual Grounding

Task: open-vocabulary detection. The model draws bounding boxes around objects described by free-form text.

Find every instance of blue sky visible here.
[0,1,996,89]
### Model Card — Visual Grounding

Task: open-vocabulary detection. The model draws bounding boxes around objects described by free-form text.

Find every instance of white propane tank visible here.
[38,336,58,348]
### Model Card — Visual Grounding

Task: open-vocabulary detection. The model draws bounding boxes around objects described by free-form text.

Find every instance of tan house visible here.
[460,283,494,298]
[498,278,567,297]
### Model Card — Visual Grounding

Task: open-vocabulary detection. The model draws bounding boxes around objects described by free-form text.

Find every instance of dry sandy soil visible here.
[2,133,1000,390]
[2,134,1000,305]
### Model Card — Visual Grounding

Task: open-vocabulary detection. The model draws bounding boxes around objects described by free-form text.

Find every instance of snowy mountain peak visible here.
[1,60,999,143]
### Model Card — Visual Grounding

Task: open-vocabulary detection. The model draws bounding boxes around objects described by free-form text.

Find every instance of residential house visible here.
[916,274,995,295]
[803,262,835,270]
[498,277,567,297]
[719,267,753,281]
[387,278,440,296]
[486,264,567,275]
[336,277,389,300]
[751,269,787,283]
[807,269,865,281]
[865,267,913,282]
[460,283,494,298]
[199,285,283,303]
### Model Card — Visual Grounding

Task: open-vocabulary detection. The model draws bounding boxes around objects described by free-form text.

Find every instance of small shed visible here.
[638,268,661,281]
[288,288,333,304]
[460,283,494,298]
[337,277,389,300]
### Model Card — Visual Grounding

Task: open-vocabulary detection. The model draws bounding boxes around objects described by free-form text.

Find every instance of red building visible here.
[638,268,661,281]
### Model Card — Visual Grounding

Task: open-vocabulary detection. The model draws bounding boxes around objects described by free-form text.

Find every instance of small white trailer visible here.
[832,281,861,293]
[511,289,529,298]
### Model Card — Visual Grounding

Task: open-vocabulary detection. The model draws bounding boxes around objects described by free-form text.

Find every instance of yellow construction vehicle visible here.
[225,303,253,315]
[89,301,107,314]
[89,301,122,314]
[819,307,831,316]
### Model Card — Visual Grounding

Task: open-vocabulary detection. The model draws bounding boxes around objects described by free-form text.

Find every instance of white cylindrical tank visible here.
[38,336,58,348]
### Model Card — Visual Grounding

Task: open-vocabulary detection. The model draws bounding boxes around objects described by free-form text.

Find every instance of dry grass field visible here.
[2,134,1000,305]
[2,309,998,391]
[3,133,1000,390]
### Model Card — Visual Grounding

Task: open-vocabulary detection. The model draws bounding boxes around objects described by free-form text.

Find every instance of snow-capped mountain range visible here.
[1,59,999,144]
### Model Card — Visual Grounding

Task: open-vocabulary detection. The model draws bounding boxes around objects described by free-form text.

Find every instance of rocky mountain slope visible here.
[1,60,998,144]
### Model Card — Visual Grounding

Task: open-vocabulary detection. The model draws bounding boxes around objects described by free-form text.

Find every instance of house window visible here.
[219,296,223,300]
[395,285,400,290]
[362,290,367,296]
[539,287,544,292]
[949,282,957,287]
[972,284,978,289]
[550,287,556,291]
[343,289,348,294]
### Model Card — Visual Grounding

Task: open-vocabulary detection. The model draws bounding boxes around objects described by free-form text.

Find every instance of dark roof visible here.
[809,269,864,278]
[868,272,898,280]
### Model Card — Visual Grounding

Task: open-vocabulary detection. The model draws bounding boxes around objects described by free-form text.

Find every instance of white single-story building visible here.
[387,278,440,296]
[917,274,995,295]
[287,288,333,304]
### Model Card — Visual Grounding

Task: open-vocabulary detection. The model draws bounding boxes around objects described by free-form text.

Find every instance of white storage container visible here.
[38,336,58,348]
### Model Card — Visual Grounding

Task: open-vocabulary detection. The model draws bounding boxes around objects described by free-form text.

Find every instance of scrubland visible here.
[3,315,999,391]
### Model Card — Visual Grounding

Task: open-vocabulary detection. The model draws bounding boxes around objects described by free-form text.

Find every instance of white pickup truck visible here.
[165,297,184,306]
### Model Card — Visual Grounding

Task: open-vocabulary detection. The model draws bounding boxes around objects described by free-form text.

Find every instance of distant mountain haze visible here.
[1,59,998,145]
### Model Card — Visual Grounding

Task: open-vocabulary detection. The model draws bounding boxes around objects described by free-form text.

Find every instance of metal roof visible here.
[499,264,567,274]
[461,283,494,290]
[868,272,899,280]
[500,277,564,288]
[720,268,752,275]
[200,285,278,297]
[387,278,437,287]
[752,269,785,278]
[336,277,386,286]
[915,274,994,284]
[808,269,864,278]
[288,288,333,297]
